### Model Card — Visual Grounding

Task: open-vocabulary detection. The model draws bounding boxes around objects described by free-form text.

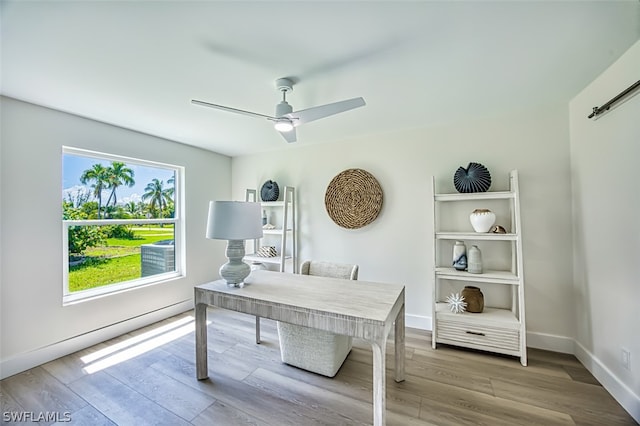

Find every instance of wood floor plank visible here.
[339,353,578,426]
[1,367,86,416]
[67,370,191,425]
[2,309,636,425]
[527,347,586,368]
[414,344,573,381]
[244,367,373,425]
[346,345,495,396]
[191,400,268,426]
[273,352,424,421]
[0,386,27,425]
[492,377,637,425]
[418,395,575,426]
[561,364,601,386]
[105,349,216,421]
[163,336,260,381]
[153,354,329,425]
[222,341,386,411]
[42,344,107,385]
[52,405,116,425]
[408,375,576,426]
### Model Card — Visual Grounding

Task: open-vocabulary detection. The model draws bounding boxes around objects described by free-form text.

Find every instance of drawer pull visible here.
[465,331,486,336]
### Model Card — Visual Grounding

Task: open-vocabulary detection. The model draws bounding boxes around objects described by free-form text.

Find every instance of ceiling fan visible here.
[191,78,366,143]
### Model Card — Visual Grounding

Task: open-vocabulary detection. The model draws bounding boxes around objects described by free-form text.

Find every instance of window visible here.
[62,147,184,305]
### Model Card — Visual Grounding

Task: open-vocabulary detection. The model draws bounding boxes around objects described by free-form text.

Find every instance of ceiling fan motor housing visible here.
[275,101,293,117]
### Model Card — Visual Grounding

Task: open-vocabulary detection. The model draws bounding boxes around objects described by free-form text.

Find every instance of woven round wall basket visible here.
[325,168,383,229]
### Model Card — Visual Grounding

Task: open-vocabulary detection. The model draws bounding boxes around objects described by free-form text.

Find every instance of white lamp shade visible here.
[206,201,263,240]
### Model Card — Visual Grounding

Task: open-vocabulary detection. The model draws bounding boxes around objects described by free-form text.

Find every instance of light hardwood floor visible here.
[1,308,636,425]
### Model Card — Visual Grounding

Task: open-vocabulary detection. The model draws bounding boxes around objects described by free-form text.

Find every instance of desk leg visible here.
[371,338,387,426]
[195,302,208,380]
[394,303,405,382]
[256,316,261,344]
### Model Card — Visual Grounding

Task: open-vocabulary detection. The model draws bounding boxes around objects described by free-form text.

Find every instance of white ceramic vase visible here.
[467,245,483,274]
[452,241,467,271]
[469,209,496,233]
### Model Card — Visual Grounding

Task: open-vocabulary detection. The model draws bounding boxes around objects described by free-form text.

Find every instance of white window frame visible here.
[62,147,185,305]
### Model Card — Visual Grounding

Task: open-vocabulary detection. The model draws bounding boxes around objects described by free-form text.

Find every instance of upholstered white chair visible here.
[277,260,359,377]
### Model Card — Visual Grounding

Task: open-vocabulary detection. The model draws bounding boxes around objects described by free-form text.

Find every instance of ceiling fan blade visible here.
[278,128,297,143]
[287,97,366,125]
[191,99,275,120]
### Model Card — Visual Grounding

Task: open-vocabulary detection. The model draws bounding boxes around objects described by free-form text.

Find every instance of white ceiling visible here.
[2,1,639,157]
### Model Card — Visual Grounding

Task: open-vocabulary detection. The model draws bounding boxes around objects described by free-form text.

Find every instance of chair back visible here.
[300,260,358,280]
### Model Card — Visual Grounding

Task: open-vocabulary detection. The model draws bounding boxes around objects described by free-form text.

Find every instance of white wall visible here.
[232,104,574,349]
[0,97,231,377]
[569,40,640,419]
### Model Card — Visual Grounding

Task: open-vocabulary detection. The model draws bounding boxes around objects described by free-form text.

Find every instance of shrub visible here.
[103,224,136,239]
[68,225,106,255]
[64,202,106,255]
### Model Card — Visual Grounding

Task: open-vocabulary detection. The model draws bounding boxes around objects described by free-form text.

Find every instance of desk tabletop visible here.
[196,270,404,324]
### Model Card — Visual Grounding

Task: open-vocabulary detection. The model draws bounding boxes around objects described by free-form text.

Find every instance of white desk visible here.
[195,269,405,426]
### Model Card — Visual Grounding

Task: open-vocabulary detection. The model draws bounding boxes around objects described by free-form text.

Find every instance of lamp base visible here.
[220,240,251,287]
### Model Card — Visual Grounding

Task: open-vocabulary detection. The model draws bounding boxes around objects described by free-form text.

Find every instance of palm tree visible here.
[79,163,108,219]
[103,204,118,219]
[104,162,135,208]
[166,175,175,199]
[125,201,138,217]
[142,178,172,218]
[136,201,148,217]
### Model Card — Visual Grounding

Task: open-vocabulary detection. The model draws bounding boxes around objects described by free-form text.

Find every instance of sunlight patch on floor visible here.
[80,315,201,374]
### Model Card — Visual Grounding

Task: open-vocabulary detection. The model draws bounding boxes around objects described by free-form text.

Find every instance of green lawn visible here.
[69,254,142,292]
[69,226,174,292]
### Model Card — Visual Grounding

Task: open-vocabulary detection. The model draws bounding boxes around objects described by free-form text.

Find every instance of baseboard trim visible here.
[574,341,640,423]
[0,300,193,380]
[406,313,431,331]
[526,330,575,354]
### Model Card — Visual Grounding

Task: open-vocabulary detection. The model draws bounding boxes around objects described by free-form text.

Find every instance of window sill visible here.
[62,272,184,306]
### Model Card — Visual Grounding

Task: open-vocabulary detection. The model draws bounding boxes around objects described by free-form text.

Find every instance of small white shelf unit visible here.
[431,170,527,366]
[245,186,297,273]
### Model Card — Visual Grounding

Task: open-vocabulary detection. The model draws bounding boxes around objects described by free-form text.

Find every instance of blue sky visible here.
[62,153,175,205]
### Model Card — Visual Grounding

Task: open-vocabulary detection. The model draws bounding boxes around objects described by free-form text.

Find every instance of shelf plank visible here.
[245,255,292,264]
[435,191,514,201]
[435,232,517,241]
[261,201,288,207]
[262,229,292,235]
[435,267,520,284]
[435,303,521,328]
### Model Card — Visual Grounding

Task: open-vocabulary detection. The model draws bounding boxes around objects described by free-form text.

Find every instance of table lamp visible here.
[206,201,263,286]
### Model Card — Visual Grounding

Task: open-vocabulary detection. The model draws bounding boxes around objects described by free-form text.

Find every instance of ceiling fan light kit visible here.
[191,77,365,143]
[274,119,294,132]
